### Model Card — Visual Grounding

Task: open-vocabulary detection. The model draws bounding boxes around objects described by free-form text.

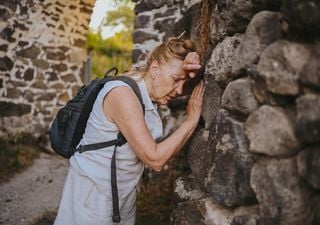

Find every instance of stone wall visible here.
[132,0,201,64]
[0,0,94,145]
[133,0,320,224]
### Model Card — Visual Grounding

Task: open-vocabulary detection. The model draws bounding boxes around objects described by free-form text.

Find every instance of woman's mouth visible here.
[167,95,175,101]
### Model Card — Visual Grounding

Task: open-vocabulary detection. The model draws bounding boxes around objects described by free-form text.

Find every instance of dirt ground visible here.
[0,153,68,225]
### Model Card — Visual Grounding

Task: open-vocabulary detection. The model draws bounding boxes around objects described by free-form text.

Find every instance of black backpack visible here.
[49,67,144,223]
[50,67,144,158]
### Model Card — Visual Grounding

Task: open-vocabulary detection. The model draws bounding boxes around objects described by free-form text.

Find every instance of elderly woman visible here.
[54,37,204,225]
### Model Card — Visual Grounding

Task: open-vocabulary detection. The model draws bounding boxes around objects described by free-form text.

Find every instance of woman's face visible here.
[151,57,187,105]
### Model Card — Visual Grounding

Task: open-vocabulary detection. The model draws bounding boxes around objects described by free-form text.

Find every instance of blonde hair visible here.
[139,37,197,74]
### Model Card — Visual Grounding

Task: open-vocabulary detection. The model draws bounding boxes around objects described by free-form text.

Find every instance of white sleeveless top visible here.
[70,78,163,199]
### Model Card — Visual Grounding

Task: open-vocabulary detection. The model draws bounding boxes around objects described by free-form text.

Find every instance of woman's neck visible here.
[143,73,156,102]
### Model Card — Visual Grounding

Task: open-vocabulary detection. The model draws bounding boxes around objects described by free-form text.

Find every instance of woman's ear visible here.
[150,60,159,79]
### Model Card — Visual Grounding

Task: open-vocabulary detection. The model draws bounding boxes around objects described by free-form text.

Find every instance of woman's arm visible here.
[103,81,204,172]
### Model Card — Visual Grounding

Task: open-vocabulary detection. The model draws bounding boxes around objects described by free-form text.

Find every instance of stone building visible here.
[0,0,319,224]
[0,0,94,146]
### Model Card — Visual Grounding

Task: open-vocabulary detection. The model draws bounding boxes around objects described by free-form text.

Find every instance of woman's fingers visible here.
[183,52,201,78]
[183,64,201,71]
[185,52,200,63]
[193,80,204,98]
[183,64,201,78]
[187,80,204,122]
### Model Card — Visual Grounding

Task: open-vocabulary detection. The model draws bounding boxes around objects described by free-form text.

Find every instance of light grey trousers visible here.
[54,166,136,225]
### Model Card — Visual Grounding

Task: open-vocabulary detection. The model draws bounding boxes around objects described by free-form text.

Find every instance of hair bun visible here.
[182,39,196,52]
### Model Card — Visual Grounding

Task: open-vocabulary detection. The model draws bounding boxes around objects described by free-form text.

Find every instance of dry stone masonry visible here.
[133,0,320,224]
[0,0,94,145]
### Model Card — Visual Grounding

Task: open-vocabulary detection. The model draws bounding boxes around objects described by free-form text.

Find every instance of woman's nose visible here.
[175,81,184,95]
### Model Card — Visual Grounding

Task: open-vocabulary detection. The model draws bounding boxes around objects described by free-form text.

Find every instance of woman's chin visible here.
[159,98,169,105]
[160,100,169,105]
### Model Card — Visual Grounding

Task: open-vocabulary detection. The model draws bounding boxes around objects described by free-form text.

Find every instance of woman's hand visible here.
[183,52,201,78]
[186,80,205,124]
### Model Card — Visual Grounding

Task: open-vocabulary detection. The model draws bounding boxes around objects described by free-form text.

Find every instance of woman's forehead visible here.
[165,57,183,69]
[164,59,186,76]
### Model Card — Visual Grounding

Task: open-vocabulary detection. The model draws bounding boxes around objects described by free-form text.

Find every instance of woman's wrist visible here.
[184,117,198,131]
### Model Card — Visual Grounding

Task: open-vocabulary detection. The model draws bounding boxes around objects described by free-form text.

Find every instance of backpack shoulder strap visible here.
[76,76,145,153]
[113,76,145,114]
[104,67,118,77]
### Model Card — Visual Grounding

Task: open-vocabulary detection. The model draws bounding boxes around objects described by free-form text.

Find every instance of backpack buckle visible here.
[112,215,121,223]
[116,133,127,146]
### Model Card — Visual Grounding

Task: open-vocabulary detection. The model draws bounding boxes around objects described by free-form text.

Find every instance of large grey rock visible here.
[212,0,255,38]
[0,8,12,22]
[5,88,20,99]
[134,14,151,29]
[134,0,168,14]
[252,0,283,11]
[205,110,257,207]
[0,56,14,71]
[0,44,8,51]
[281,0,320,33]
[0,102,31,117]
[297,146,320,190]
[301,45,320,88]
[0,26,15,42]
[172,196,260,225]
[295,93,320,144]
[245,105,300,156]
[133,30,159,44]
[232,11,283,75]
[154,17,176,32]
[23,68,34,81]
[32,59,49,70]
[187,129,211,189]
[174,3,200,42]
[173,173,205,203]
[154,8,178,19]
[206,35,242,87]
[248,65,291,106]
[202,74,222,129]
[46,49,66,61]
[132,48,144,64]
[251,158,318,225]
[17,45,41,59]
[203,198,259,225]
[231,205,260,225]
[257,40,311,96]
[170,201,206,225]
[222,78,259,116]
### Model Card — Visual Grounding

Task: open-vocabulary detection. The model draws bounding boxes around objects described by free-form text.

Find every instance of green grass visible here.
[0,133,40,183]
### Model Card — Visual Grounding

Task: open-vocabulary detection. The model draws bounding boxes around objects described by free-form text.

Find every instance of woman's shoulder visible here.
[120,70,143,82]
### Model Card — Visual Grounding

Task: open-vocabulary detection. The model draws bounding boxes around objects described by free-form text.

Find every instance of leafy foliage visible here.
[87,0,135,78]
[105,2,134,32]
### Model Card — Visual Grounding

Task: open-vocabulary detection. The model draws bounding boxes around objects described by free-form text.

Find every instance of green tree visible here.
[105,0,134,33]
[87,0,135,78]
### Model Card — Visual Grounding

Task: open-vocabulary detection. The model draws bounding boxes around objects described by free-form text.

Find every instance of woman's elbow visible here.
[146,156,164,172]
[150,163,163,172]
[143,145,165,172]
